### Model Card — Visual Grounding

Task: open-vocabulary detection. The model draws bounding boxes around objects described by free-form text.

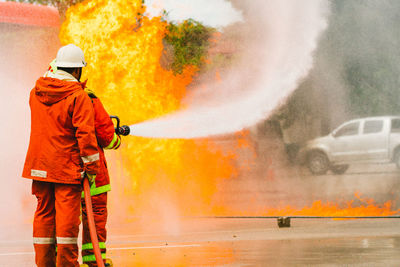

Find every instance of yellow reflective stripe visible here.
[90,184,111,196]
[33,237,55,244]
[56,237,78,244]
[82,242,106,250]
[105,133,119,149]
[49,59,57,73]
[114,136,121,148]
[81,153,100,163]
[82,253,106,262]
[82,184,111,198]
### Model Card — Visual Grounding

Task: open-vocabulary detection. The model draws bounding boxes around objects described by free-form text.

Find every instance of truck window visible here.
[363,120,383,134]
[391,119,400,133]
[334,122,360,137]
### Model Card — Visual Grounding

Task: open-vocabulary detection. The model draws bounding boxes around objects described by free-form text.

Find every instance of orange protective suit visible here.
[81,92,121,266]
[23,72,99,267]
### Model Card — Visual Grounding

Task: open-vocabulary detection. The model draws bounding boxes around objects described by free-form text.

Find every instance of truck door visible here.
[330,121,361,162]
[358,119,387,161]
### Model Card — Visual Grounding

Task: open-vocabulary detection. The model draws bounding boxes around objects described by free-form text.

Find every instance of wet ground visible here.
[107,217,400,266]
[3,217,400,266]
[4,163,400,266]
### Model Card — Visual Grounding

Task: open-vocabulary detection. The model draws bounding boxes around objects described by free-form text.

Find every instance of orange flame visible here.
[60,0,399,221]
[60,0,237,220]
[213,190,399,217]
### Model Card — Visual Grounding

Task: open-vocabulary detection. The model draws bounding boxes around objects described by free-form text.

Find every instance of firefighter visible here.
[22,44,99,267]
[80,87,121,267]
[46,58,121,267]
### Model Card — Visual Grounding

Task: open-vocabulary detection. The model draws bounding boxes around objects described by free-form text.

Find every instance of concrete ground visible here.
[3,163,400,266]
[2,217,400,266]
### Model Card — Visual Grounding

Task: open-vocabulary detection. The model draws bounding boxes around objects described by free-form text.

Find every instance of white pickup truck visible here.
[299,116,400,175]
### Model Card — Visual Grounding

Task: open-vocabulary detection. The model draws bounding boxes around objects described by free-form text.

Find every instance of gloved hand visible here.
[86,173,96,186]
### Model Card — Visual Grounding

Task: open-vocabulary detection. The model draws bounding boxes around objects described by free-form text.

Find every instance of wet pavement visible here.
[106,218,400,266]
[3,217,400,266]
[4,163,400,266]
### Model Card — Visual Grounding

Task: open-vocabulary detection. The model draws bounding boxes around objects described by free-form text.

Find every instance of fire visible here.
[213,192,399,217]
[59,0,399,221]
[60,0,237,219]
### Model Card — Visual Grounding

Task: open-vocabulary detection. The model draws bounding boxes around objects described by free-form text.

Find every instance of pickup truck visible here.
[299,116,400,175]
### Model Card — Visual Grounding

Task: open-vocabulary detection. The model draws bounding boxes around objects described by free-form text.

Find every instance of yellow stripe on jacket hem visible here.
[82,184,111,198]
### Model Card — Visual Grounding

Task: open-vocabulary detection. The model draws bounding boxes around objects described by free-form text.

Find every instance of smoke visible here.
[0,23,59,238]
[295,0,400,134]
[130,0,330,139]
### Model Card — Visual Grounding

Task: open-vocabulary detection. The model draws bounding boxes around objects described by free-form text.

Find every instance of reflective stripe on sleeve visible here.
[104,133,119,149]
[56,237,78,244]
[33,237,55,244]
[81,153,100,163]
[82,242,106,251]
[82,253,106,262]
[114,136,121,149]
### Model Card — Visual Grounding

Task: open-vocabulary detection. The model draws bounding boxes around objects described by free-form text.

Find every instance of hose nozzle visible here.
[117,125,130,136]
[110,116,130,136]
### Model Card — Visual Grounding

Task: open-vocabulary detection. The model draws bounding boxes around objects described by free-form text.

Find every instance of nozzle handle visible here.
[110,115,130,136]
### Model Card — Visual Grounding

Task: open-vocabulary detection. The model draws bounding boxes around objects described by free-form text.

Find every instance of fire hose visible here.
[83,116,130,267]
[83,177,105,267]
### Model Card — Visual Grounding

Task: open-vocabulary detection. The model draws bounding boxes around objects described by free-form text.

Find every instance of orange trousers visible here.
[32,180,81,267]
[81,193,108,267]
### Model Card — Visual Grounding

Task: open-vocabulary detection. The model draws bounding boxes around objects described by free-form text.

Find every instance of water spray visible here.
[125,1,330,140]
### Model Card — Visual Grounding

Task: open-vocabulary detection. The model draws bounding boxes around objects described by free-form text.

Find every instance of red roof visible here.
[0,2,59,27]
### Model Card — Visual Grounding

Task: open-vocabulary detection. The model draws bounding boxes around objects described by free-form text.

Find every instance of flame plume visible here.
[60,0,237,221]
[59,0,399,222]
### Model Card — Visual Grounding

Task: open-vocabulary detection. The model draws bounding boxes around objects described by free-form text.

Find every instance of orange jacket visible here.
[22,77,99,184]
[86,92,121,196]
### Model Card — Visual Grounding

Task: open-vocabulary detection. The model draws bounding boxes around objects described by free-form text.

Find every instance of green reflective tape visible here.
[82,242,106,251]
[90,184,111,196]
[115,137,121,148]
[82,253,106,262]
[82,184,111,198]
[105,133,119,149]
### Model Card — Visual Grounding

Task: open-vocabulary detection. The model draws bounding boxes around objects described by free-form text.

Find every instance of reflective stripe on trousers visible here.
[82,253,106,263]
[57,237,78,244]
[32,180,81,267]
[33,237,56,244]
[82,242,106,262]
[82,242,106,250]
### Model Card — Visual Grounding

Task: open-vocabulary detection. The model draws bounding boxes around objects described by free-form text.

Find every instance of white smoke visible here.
[0,23,59,239]
[131,0,330,138]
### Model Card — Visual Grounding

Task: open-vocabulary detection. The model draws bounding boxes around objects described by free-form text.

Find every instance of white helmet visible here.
[55,44,87,68]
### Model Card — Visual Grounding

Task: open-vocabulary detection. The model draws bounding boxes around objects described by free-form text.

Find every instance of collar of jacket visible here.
[43,69,78,82]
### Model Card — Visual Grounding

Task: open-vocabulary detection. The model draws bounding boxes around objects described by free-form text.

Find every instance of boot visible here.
[105,258,113,267]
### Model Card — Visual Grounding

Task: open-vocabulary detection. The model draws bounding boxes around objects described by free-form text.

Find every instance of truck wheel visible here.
[307,151,330,175]
[331,164,349,175]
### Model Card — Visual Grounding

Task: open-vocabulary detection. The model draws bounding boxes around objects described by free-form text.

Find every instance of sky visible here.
[145,0,243,28]
[0,0,243,28]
